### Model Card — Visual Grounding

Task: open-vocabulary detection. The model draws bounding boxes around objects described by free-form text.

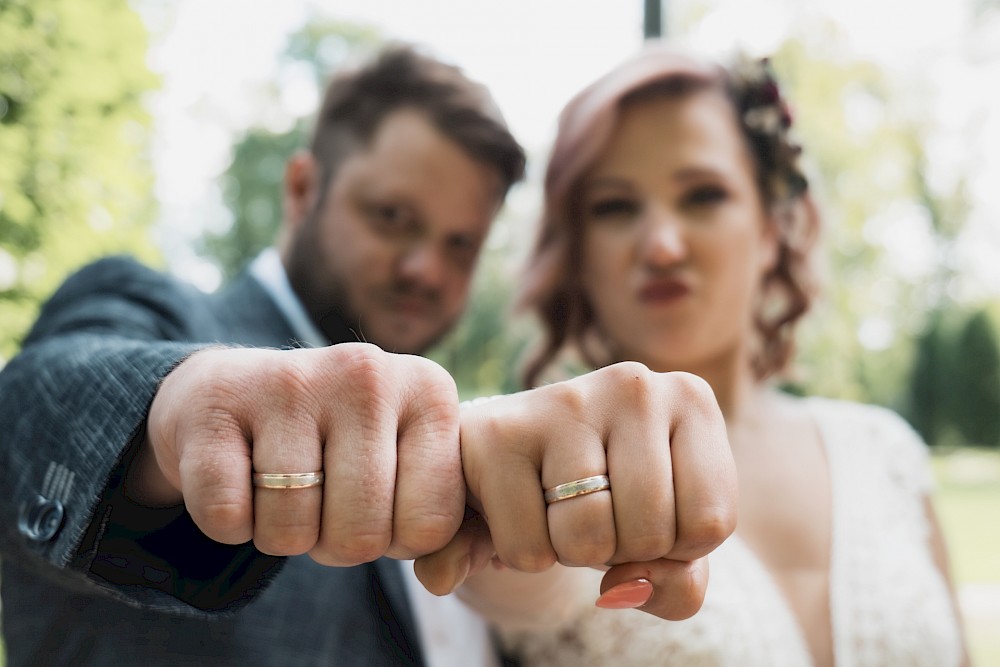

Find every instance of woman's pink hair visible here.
[517,43,821,388]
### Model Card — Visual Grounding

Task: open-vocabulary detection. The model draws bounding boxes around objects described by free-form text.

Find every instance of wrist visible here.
[123,427,182,507]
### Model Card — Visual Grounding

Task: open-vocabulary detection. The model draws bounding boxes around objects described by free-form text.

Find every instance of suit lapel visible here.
[373,558,425,665]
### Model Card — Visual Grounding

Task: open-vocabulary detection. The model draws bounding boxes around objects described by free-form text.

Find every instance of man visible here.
[0,45,736,666]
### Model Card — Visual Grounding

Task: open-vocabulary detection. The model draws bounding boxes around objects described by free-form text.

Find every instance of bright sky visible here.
[135,0,999,299]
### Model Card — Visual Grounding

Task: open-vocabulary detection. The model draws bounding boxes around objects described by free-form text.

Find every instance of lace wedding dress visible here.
[497,398,964,667]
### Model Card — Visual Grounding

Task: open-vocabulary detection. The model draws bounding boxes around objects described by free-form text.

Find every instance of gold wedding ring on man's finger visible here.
[252,471,325,489]
[543,474,611,505]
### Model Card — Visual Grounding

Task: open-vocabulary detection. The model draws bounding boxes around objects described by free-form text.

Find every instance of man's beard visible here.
[284,219,455,355]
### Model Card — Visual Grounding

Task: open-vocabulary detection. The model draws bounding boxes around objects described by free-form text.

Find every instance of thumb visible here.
[413,509,495,596]
[598,556,710,620]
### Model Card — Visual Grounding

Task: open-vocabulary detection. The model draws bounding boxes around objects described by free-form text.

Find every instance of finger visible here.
[599,557,709,620]
[462,398,554,573]
[250,395,323,556]
[541,423,616,567]
[168,357,256,545]
[413,509,495,596]
[177,425,255,545]
[311,345,397,566]
[603,367,677,564]
[148,349,255,544]
[387,357,464,559]
[663,373,737,561]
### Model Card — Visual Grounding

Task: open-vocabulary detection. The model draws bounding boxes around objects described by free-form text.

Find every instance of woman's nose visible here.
[640,208,688,266]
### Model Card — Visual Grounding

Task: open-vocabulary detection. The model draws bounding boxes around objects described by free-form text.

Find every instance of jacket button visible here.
[19,496,65,542]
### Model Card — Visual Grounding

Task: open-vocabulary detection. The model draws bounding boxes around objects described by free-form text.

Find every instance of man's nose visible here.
[397,243,447,288]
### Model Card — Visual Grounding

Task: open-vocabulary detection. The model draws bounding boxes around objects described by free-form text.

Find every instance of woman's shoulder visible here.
[798,394,920,440]
[799,394,935,493]
[799,393,893,418]
[764,391,910,437]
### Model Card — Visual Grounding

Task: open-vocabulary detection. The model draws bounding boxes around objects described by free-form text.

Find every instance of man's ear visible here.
[283,151,320,231]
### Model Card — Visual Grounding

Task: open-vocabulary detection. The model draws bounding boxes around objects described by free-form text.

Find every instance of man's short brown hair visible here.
[310,44,525,197]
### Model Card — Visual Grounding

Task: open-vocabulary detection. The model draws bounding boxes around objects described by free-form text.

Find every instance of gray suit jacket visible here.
[0,257,431,666]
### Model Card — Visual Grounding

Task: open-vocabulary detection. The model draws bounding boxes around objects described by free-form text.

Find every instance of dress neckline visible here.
[728,397,836,667]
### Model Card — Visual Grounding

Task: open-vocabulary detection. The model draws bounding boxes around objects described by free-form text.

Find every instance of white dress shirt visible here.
[249,249,499,667]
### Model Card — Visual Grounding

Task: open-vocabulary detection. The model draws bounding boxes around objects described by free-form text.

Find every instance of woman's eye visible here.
[588,198,639,219]
[684,186,727,207]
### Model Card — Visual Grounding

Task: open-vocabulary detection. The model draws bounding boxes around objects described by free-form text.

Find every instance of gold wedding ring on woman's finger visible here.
[543,474,611,505]
[252,471,325,489]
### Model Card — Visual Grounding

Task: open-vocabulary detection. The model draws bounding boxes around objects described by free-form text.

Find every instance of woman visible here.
[458,45,968,666]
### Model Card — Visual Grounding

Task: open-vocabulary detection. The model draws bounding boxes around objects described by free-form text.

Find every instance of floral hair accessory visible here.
[736,57,794,133]
[728,54,806,200]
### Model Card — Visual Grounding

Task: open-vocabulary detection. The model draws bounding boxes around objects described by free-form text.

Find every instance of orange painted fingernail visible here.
[595,578,653,609]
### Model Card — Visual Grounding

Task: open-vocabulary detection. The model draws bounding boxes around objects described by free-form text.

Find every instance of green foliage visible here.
[0,0,160,362]
[953,311,1000,447]
[907,307,1000,448]
[282,18,382,87]
[908,312,953,445]
[427,217,538,397]
[199,123,308,281]
[930,447,1000,666]
[768,32,977,412]
[197,20,381,282]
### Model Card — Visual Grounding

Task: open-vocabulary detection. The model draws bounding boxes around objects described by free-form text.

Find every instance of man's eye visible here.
[448,236,480,267]
[588,198,639,219]
[369,204,412,231]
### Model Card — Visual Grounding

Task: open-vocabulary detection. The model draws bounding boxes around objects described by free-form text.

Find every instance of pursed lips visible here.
[638,277,692,304]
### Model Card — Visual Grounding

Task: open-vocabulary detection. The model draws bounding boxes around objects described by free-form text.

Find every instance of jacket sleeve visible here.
[0,256,281,615]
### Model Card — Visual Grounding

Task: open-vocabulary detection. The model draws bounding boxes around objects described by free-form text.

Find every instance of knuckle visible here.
[605,360,652,383]
[545,381,589,422]
[197,496,248,530]
[254,532,317,557]
[680,505,737,555]
[557,538,615,568]
[403,367,459,434]
[614,532,674,564]
[317,526,392,566]
[395,514,460,555]
[503,546,557,574]
[664,562,707,620]
[602,361,658,406]
[193,498,251,543]
[269,357,312,394]
[409,355,457,392]
[335,344,391,397]
[669,371,718,411]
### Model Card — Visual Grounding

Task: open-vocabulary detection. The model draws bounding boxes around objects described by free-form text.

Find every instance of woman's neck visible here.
[666,350,759,423]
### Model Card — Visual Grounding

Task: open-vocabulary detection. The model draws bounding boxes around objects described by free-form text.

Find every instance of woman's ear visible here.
[282,151,320,231]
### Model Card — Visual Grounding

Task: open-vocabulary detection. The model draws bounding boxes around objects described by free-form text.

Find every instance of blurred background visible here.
[1,0,997,663]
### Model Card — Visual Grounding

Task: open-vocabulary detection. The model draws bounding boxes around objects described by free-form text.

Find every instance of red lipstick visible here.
[638,278,690,304]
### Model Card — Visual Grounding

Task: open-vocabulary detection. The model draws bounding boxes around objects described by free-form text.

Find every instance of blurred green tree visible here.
[908,311,958,445]
[201,125,307,281]
[952,310,1000,447]
[427,214,538,398]
[197,19,381,281]
[768,33,978,414]
[0,0,160,363]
